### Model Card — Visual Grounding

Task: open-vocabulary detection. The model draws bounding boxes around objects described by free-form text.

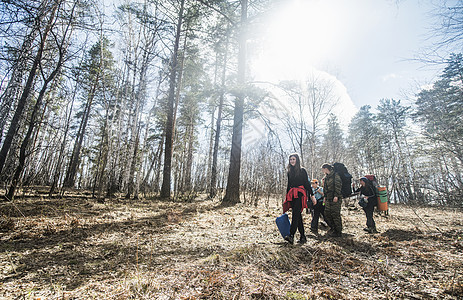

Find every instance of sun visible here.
[250,0,357,128]
[252,0,342,81]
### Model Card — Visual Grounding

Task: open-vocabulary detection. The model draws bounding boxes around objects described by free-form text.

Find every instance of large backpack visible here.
[333,162,353,198]
[364,174,379,189]
[364,174,388,211]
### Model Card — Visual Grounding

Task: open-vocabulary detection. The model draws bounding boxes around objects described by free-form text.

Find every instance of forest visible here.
[0,0,462,205]
[0,0,462,298]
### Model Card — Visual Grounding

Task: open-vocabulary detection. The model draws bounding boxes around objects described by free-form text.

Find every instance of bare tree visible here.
[428,2,463,59]
[278,74,338,176]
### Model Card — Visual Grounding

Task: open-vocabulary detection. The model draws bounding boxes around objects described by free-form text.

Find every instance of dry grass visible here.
[1,190,462,299]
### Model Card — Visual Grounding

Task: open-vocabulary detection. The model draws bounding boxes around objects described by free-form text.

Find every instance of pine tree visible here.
[321,114,345,165]
[377,99,418,203]
[414,53,463,205]
[347,105,383,179]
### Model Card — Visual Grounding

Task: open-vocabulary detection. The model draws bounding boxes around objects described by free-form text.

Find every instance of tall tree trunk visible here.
[126,126,140,199]
[140,74,163,194]
[160,0,185,199]
[92,101,111,201]
[207,106,215,194]
[126,52,150,199]
[6,34,66,200]
[138,117,151,196]
[123,61,138,196]
[183,115,195,193]
[112,61,131,196]
[50,62,82,196]
[153,133,165,193]
[210,33,229,198]
[0,1,59,175]
[222,0,247,204]
[63,77,98,188]
[24,88,54,186]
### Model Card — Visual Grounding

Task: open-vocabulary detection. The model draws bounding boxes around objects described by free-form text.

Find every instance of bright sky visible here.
[251,0,444,119]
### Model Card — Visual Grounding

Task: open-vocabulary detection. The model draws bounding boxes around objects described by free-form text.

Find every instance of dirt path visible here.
[1,193,462,299]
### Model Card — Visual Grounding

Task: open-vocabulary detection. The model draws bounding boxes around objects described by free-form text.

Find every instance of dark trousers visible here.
[290,197,305,238]
[363,197,376,228]
[310,201,325,230]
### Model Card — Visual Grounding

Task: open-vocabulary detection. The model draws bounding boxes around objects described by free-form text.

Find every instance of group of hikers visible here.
[282,153,379,244]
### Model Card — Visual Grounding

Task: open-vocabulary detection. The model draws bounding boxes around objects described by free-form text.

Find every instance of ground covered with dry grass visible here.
[1,189,462,299]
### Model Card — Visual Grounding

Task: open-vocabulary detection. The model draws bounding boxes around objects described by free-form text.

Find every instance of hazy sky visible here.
[252,0,447,114]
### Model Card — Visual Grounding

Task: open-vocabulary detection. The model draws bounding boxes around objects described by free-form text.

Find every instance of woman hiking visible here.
[283,153,315,244]
[354,177,378,233]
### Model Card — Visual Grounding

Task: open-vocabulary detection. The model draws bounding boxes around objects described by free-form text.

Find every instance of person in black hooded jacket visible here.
[354,177,378,233]
[283,153,315,244]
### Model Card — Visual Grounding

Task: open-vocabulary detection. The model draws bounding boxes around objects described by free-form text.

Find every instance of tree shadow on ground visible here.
[0,195,221,292]
[1,196,105,218]
[318,233,378,256]
[381,228,420,242]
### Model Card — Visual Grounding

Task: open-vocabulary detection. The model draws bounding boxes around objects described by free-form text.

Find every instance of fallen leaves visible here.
[0,192,462,299]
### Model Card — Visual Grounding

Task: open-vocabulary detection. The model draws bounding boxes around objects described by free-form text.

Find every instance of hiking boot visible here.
[284,235,294,244]
[369,227,378,234]
[297,236,307,244]
[326,230,341,237]
[364,227,378,234]
[331,231,342,237]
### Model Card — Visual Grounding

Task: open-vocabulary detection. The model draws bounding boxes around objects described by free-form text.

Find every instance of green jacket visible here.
[323,171,342,201]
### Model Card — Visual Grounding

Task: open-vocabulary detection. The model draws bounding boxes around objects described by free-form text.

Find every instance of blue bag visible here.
[275,213,291,238]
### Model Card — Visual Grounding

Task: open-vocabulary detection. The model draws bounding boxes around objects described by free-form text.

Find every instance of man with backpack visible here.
[321,163,343,237]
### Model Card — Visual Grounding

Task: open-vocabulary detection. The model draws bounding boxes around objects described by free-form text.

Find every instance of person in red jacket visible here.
[283,153,315,244]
